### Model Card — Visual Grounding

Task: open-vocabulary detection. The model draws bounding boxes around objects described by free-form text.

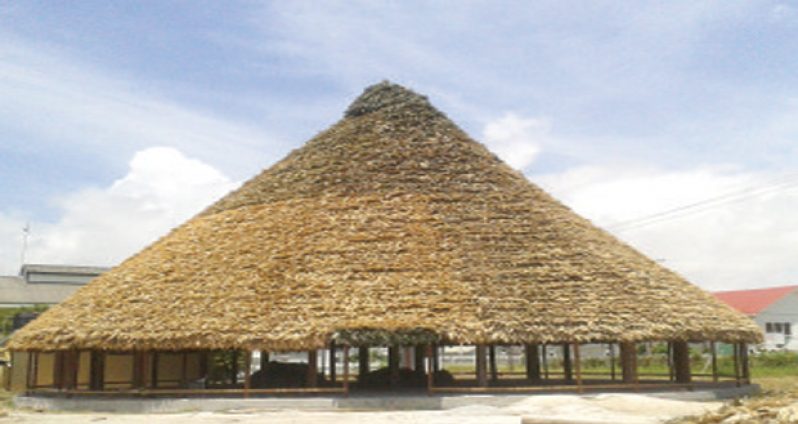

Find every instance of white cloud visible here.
[0,147,238,274]
[536,166,798,291]
[482,113,545,170]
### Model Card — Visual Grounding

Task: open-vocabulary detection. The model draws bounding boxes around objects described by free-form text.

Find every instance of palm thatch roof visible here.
[8,82,761,352]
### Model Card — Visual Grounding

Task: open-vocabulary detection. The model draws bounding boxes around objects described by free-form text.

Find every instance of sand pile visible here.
[669,391,798,424]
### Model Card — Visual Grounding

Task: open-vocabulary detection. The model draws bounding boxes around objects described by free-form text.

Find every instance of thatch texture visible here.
[8,82,761,352]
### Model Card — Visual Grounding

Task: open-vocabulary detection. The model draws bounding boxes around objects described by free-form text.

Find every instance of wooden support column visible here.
[426,344,434,393]
[402,347,413,369]
[343,346,350,396]
[358,347,370,375]
[52,351,64,389]
[388,346,400,387]
[475,344,488,387]
[732,343,741,387]
[488,345,498,383]
[180,352,189,388]
[414,345,426,377]
[667,342,674,382]
[740,343,750,384]
[710,342,718,383]
[25,352,35,390]
[329,342,337,383]
[231,351,239,385]
[620,342,638,384]
[574,344,583,393]
[67,350,79,391]
[132,351,146,389]
[609,344,616,381]
[542,344,549,380]
[525,344,541,382]
[199,352,209,380]
[260,351,269,371]
[672,341,691,383]
[307,350,318,388]
[243,351,252,398]
[89,351,105,391]
[150,352,159,389]
[562,344,573,383]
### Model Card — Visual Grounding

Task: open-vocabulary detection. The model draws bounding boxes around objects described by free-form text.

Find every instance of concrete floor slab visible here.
[13,384,758,413]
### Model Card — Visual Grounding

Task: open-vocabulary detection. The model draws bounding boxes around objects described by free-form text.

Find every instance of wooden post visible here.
[426,344,434,394]
[620,342,638,384]
[89,351,104,391]
[150,352,159,389]
[475,344,488,387]
[358,346,370,376]
[667,342,674,382]
[68,350,79,390]
[433,344,440,372]
[260,351,269,371]
[488,345,498,383]
[542,344,549,380]
[343,345,350,396]
[180,352,189,388]
[632,344,640,389]
[402,346,413,369]
[329,342,337,383]
[525,344,541,382]
[741,343,750,384]
[414,345,426,377]
[199,351,209,380]
[307,350,318,388]
[562,344,573,383]
[53,351,64,389]
[132,351,145,389]
[25,352,35,390]
[609,344,616,382]
[231,351,239,385]
[243,351,252,398]
[710,342,718,383]
[574,344,583,393]
[672,341,691,383]
[388,346,400,387]
[732,343,741,387]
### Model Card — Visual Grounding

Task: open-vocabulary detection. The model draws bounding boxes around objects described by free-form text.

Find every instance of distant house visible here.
[0,264,109,308]
[714,285,798,351]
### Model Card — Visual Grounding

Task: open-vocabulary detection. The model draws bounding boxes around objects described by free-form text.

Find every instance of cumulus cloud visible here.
[536,166,798,290]
[0,147,238,274]
[482,113,546,170]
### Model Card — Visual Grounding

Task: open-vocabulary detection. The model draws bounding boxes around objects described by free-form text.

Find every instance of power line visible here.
[606,174,798,232]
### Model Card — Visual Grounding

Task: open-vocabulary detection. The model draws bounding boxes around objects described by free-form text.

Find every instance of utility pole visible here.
[20,222,30,270]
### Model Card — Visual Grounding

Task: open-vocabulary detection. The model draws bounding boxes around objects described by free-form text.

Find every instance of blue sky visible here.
[1,1,797,289]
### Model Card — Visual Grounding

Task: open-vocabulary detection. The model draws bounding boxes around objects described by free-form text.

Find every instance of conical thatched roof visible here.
[9,82,761,352]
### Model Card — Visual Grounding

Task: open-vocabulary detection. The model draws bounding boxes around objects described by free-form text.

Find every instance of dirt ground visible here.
[0,394,721,424]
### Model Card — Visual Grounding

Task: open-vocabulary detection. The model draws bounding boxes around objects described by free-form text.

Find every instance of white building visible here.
[0,264,108,308]
[714,285,798,351]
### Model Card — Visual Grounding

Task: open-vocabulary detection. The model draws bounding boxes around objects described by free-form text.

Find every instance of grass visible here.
[440,351,798,382]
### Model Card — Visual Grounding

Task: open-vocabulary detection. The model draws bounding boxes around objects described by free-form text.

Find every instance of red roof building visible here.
[714,285,798,350]
[713,285,798,316]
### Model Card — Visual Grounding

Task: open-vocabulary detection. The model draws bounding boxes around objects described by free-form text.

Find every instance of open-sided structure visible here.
[7,82,761,397]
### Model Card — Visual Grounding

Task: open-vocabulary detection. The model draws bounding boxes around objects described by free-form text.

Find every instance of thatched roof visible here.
[8,82,761,352]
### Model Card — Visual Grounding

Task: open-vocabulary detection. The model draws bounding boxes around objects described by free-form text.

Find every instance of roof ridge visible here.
[713,284,798,294]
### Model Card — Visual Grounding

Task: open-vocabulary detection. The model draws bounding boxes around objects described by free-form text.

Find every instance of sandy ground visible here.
[0,394,721,424]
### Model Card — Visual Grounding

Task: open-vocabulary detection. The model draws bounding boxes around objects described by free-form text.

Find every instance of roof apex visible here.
[344,80,440,119]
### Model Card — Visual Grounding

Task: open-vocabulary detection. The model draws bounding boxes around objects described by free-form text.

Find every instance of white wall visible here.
[754,290,798,351]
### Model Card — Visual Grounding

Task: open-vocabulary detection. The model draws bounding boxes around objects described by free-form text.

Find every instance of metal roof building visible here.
[0,264,108,307]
